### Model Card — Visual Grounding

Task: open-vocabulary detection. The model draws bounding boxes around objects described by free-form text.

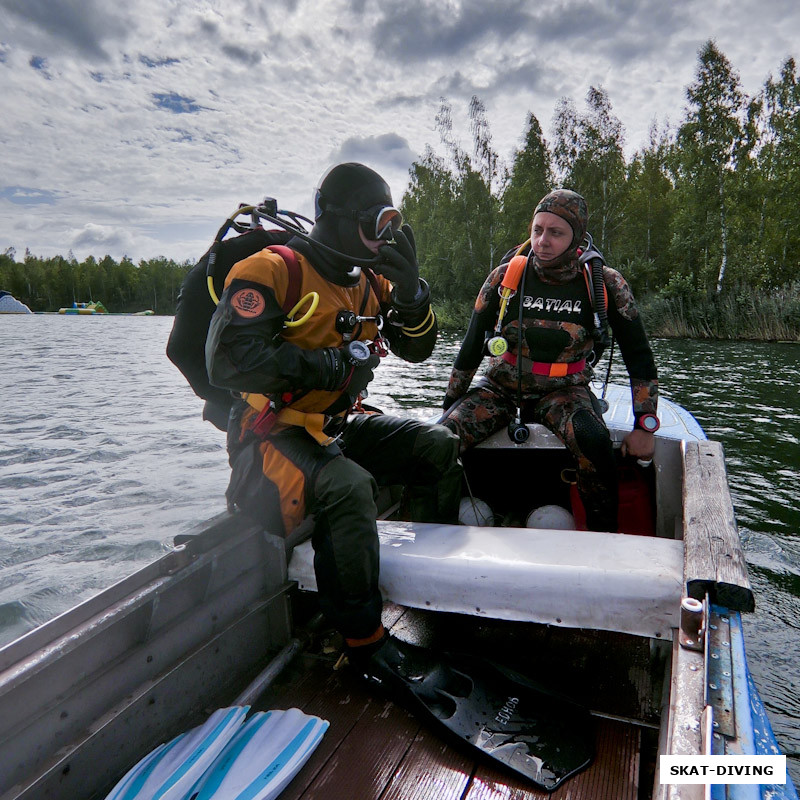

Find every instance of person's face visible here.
[531,212,574,262]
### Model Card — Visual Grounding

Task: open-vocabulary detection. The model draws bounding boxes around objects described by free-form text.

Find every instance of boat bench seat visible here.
[287,520,684,640]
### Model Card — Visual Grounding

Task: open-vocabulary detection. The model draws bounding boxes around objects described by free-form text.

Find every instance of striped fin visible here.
[191,708,329,800]
[103,706,249,800]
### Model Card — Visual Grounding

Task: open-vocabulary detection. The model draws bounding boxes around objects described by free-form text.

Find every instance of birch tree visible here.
[674,40,747,293]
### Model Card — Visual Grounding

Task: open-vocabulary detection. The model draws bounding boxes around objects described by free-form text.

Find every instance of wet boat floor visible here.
[246,599,664,800]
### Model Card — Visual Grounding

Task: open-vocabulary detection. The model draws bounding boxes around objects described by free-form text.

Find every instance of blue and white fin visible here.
[191,707,329,800]
[104,706,249,800]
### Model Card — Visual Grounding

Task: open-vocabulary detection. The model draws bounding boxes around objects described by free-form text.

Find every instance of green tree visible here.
[551,96,581,183]
[0,249,15,290]
[402,147,462,304]
[617,121,674,294]
[673,40,748,293]
[467,96,502,270]
[499,112,553,249]
[757,57,800,284]
[76,255,99,301]
[434,97,500,274]
[551,87,627,255]
[401,96,502,322]
[0,247,192,313]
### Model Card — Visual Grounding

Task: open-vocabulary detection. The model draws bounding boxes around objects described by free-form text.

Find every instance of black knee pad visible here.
[572,410,615,469]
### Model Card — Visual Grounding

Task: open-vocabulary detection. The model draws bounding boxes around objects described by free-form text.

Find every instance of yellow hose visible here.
[206,205,318,331]
[207,275,220,305]
[284,292,319,327]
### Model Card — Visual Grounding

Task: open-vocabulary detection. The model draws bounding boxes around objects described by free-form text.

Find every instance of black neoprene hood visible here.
[315,162,393,219]
[311,163,394,265]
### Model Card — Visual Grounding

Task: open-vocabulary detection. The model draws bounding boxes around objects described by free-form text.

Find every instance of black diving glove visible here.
[321,346,380,402]
[343,353,380,403]
[373,224,420,304]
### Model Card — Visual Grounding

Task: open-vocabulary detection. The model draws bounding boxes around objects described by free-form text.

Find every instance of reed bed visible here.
[641,283,800,342]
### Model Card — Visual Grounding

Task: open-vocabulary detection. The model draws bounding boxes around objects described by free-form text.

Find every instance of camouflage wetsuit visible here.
[442,253,658,532]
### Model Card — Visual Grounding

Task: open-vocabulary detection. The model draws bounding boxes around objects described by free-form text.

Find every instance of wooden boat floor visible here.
[244,602,658,800]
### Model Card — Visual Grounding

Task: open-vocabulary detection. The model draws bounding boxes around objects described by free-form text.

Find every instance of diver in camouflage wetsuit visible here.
[441,189,658,532]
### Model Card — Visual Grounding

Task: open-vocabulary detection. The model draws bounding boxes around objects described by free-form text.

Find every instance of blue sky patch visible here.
[152,92,204,114]
[1,186,57,206]
[140,55,180,68]
[29,55,51,76]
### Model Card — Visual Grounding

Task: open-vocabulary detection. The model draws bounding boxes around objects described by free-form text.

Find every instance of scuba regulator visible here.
[507,417,530,444]
[205,197,388,306]
[508,249,530,445]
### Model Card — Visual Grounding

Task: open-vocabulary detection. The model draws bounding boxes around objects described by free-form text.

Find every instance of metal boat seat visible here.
[287,520,684,640]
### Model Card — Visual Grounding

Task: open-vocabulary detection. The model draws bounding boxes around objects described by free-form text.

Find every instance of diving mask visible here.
[361,205,402,241]
[322,202,403,241]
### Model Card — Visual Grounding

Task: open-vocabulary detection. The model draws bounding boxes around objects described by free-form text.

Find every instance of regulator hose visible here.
[205,203,384,306]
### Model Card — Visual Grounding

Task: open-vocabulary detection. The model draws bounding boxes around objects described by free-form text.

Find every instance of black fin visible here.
[358,636,594,791]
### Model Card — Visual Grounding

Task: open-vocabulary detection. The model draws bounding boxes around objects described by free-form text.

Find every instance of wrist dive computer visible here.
[636,414,660,433]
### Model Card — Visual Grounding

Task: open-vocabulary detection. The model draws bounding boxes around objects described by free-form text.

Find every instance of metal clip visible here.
[679,596,705,651]
[161,543,192,575]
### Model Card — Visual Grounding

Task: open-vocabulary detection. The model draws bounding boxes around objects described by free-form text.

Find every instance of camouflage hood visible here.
[532,189,588,274]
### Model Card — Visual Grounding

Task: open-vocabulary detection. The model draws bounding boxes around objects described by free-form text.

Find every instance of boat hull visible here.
[0,385,793,799]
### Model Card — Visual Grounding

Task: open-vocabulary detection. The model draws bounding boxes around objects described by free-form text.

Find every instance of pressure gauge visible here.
[346,340,372,367]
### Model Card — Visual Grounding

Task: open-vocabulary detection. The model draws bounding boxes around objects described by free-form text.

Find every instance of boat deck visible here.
[245,600,665,800]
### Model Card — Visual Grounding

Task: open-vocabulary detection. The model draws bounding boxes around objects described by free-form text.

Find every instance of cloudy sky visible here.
[1,0,798,264]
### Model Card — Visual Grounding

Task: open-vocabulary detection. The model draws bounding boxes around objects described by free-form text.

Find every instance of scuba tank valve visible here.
[205,199,383,307]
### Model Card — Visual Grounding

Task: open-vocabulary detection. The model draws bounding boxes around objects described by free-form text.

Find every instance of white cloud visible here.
[0,0,131,60]
[70,223,136,255]
[0,0,798,262]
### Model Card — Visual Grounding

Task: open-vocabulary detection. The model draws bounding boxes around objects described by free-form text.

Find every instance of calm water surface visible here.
[1,316,798,781]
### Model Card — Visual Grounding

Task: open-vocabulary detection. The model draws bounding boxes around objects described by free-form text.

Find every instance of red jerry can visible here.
[569,462,656,535]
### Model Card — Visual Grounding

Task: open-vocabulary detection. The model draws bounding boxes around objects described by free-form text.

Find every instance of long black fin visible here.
[359,637,594,791]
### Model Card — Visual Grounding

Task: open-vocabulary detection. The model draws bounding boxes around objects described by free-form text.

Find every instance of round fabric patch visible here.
[231,288,266,318]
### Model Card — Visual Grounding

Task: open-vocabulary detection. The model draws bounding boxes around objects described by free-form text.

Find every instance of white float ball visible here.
[458,497,494,526]
[526,504,575,530]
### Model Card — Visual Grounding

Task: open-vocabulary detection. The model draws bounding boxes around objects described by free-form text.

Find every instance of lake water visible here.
[1,315,798,783]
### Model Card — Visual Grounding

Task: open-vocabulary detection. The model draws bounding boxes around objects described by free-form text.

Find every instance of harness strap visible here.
[242,392,343,446]
[266,245,302,315]
[501,352,587,377]
[276,406,340,446]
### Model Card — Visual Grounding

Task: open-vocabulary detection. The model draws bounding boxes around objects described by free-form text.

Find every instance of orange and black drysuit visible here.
[206,242,462,639]
[441,253,658,532]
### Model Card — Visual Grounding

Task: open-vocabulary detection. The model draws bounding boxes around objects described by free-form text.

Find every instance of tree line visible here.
[400,40,800,338]
[2,40,799,337]
[0,249,192,315]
